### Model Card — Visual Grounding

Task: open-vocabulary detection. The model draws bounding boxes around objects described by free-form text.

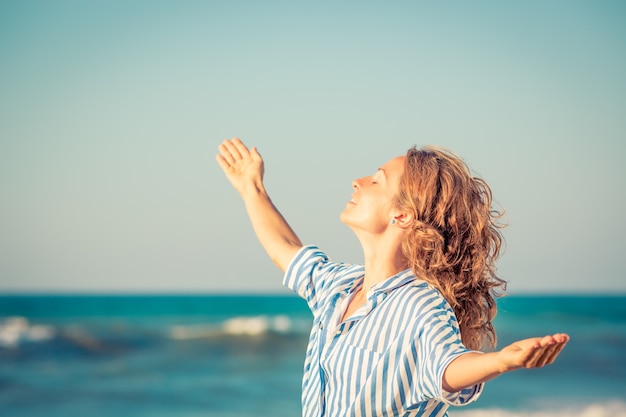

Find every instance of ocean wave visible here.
[169,314,304,340]
[0,316,55,348]
[0,314,309,349]
[453,401,626,417]
[224,314,292,335]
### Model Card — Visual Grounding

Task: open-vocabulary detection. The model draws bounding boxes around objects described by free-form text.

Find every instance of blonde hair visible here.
[396,146,507,351]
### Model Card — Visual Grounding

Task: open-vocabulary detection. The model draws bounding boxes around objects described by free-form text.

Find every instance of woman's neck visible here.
[359,234,408,292]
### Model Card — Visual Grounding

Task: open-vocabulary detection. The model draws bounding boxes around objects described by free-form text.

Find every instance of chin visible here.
[339,213,360,231]
[339,208,355,224]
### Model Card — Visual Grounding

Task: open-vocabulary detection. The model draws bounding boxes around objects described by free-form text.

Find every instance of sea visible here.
[0,294,624,417]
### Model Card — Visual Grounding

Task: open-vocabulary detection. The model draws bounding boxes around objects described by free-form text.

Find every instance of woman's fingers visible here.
[540,342,565,366]
[215,153,228,169]
[537,334,569,366]
[525,334,569,368]
[250,146,262,162]
[547,340,568,364]
[218,142,236,166]
[223,138,249,161]
[231,137,251,159]
[218,138,249,166]
[532,342,558,367]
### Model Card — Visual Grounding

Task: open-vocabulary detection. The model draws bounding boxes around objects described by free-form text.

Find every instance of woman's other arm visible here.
[442,333,570,393]
[216,138,303,272]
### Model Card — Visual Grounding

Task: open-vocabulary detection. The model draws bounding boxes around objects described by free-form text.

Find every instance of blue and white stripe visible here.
[283,245,483,417]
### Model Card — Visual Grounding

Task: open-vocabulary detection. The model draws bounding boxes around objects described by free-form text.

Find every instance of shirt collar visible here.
[369,268,417,294]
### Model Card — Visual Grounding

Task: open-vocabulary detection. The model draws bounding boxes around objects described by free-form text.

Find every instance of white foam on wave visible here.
[452,401,626,417]
[0,316,56,348]
[223,315,292,336]
[169,315,295,340]
[169,324,219,340]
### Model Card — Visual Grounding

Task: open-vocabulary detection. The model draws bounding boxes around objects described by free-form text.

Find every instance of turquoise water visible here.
[1,295,624,417]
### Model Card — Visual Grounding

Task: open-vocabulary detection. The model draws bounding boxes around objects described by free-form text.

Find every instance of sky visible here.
[1,1,625,294]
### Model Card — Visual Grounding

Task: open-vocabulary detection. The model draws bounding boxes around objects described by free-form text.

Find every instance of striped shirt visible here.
[283,246,483,417]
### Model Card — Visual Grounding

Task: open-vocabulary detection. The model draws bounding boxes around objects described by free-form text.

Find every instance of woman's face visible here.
[340,156,405,233]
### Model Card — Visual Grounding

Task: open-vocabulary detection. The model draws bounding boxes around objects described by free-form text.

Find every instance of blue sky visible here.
[1,1,624,293]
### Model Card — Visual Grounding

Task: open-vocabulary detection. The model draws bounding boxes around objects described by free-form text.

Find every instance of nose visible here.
[352,178,362,190]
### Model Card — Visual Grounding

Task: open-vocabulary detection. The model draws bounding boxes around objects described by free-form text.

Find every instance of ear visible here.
[391,212,413,229]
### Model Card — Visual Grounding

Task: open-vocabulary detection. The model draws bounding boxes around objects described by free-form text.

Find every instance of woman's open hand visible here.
[216,138,264,195]
[497,333,570,372]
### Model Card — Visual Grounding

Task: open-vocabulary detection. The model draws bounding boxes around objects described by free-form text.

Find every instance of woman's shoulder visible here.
[397,278,455,315]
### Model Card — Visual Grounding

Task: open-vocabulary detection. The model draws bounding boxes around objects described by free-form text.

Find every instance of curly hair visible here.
[395,146,507,351]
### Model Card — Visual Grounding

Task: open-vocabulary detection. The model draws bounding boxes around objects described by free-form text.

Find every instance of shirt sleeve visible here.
[406,291,484,407]
[282,245,354,318]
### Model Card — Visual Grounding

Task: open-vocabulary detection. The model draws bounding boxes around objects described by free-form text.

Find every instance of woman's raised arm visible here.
[216,138,303,272]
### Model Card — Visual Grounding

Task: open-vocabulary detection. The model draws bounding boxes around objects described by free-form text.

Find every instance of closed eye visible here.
[372,168,386,184]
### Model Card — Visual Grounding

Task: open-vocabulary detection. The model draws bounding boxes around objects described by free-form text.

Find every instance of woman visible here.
[216,137,569,417]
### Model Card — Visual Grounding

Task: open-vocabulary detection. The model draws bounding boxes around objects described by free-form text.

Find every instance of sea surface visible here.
[1,294,624,417]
